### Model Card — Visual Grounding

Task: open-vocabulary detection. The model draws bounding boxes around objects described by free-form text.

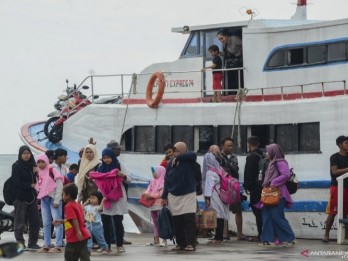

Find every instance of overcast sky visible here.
[1,0,348,154]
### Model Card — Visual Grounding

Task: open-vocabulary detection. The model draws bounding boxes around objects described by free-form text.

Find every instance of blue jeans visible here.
[41,196,63,247]
[86,222,108,251]
[261,198,295,243]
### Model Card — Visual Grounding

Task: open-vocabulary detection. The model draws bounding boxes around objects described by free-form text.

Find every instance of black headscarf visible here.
[17,145,36,170]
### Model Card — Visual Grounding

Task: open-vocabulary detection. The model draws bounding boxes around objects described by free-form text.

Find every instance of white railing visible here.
[336,173,348,244]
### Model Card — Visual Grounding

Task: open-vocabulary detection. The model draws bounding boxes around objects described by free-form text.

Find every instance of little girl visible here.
[89,148,131,253]
[83,191,108,254]
[143,166,167,247]
[36,153,64,253]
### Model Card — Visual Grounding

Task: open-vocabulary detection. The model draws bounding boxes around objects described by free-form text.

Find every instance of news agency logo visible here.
[301,249,348,258]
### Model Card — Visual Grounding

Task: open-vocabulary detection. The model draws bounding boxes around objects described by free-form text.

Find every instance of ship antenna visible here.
[291,0,307,20]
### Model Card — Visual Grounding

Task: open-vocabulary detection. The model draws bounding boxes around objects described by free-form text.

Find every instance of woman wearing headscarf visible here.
[76,144,100,203]
[260,144,295,247]
[11,145,40,250]
[91,148,131,253]
[162,142,197,251]
[203,153,229,244]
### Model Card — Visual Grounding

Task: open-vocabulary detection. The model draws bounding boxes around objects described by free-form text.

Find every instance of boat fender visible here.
[146,71,165,108]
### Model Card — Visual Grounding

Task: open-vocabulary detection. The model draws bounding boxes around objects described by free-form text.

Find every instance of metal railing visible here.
[74,69,346,104]
[337,173,348,244]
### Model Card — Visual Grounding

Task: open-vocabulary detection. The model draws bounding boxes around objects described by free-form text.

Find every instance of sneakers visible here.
[28,244,41,251]
[117,246,125,253]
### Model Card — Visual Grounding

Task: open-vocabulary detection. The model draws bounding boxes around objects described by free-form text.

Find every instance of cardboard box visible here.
[196,209,217,229]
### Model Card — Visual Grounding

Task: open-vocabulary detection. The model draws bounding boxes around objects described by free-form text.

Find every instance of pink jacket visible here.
[89,169,124,209]
[143,166,165,207]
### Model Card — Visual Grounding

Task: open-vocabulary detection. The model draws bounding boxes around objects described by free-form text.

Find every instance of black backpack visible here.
[3,177,15,206]
[253,152,268,185]
[158,206,175,242]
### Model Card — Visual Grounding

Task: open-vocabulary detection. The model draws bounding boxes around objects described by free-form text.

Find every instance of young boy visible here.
[201,44,223,102]
[67,164,79,183]
[83,192,108,254]
[53,184,91,261]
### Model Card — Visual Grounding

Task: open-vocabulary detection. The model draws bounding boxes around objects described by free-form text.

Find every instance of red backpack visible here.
[210,167,240,205]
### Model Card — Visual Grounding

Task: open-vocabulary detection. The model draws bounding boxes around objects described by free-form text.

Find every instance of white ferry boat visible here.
[20,0,348,239]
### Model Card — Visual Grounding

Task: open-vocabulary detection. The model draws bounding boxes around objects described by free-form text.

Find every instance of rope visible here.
[231,88,248,150]
[120,74,137,142]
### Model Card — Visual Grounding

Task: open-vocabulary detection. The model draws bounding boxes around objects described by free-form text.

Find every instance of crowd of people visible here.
[10,134,347,259]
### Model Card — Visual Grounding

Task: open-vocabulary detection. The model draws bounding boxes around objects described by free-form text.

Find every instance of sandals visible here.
[185,245,195,251]
[322,237,329,243]
[48,247,62,253]
[37,247,49,253]
[117,246,125,253]
[248,236,261,242]
[172,245,185,251]
[237,235,249,241]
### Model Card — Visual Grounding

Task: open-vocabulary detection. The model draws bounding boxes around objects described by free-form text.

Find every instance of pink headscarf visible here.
[36,153,64,199]
[149,166,166,193]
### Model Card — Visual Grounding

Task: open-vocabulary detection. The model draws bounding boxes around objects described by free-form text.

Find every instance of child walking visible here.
[201,44,223,102]
[83,191,108,254]
[53,183,91,261]
[36,154,64,253]
[143,166,167,247]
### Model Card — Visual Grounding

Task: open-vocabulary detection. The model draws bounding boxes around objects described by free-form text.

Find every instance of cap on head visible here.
[107,140,121,149]
[336,135,348,146]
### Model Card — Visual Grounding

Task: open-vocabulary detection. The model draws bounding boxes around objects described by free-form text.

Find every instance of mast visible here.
[291,0,307,20]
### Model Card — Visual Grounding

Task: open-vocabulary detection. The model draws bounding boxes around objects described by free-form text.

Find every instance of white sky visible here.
[1,0,348,154]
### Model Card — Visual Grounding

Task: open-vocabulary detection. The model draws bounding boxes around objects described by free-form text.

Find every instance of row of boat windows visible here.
[121,122,320,154]
[265,40,348,70]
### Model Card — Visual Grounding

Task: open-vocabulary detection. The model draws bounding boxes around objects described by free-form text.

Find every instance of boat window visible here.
[299,122,320,152]
[204,30,222,57]
[275,124,299,152]
[182,32,200,57]
[218,125,246,154]
[328,42,346,62]
[198,126,214,152]
[250,125,271,149]
[121,128,133,152]
[267,50,286,68]
[288,48,304,66]
[172,126,194,150]
[134,126,155,152]
[156,126,171,153]
[307,45,327,64]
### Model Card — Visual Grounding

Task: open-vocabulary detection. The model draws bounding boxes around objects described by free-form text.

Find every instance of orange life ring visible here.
[146,71,165,108]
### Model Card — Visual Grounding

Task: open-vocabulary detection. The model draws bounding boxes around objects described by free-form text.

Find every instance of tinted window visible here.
[172,126,194,150]
[299,122,320,151]
[134,126,155,152]
[288,48,304,65]
[275,124,298,152]
[268,51,286,68]
[205,30,222,57]
[156,126,171,153]
[183,32,199,56]
[307,45,326,64]
[199,126,214,152]
[328,43,346,62]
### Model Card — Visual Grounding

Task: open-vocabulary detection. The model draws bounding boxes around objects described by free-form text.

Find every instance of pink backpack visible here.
[210,167,240,205]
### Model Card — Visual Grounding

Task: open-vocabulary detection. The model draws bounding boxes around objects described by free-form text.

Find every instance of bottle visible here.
[258,171,263,182]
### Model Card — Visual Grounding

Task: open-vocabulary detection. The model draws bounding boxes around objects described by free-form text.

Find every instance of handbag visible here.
[260,187,280,206]
[286,168,298,194]
[139,195,155,208]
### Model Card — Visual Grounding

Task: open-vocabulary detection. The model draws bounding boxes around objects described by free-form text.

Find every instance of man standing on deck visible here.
[322,135,348,243]
[219,137,247,241]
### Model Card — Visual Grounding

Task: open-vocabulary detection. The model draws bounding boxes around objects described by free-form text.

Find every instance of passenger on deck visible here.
[217,29,243,95]
[162,142,197,251]
[201,44,223,103]
[322,135,348,243]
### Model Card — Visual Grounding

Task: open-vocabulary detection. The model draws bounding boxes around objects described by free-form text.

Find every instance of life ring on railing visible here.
[146,71,165,108]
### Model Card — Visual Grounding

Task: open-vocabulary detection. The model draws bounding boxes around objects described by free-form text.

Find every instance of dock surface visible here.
[2,232,348,260]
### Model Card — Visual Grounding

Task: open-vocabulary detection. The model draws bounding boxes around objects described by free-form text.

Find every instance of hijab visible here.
[17,145,36,170]
[263,143,285,186]
[97,148,118,173]
[76,144,100,194]
[150,166,166,193]
[173,142,187,154]
[205,153,224,175]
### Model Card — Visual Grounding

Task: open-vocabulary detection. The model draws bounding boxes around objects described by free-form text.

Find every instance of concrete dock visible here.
[2,232,348,260]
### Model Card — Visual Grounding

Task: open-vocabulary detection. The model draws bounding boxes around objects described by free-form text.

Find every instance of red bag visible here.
[139,195,155,208]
